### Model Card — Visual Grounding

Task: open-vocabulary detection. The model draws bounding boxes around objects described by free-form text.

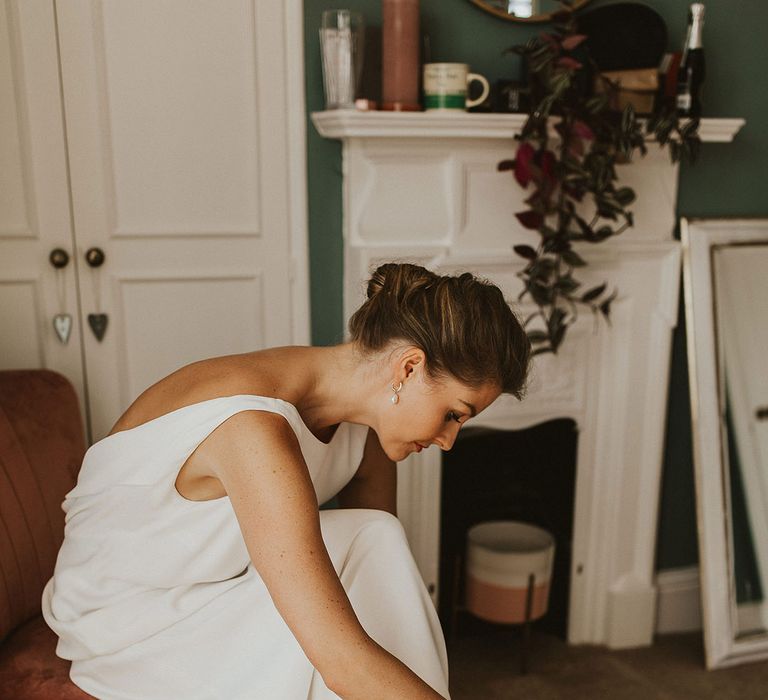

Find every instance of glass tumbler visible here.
[319,10,364,109]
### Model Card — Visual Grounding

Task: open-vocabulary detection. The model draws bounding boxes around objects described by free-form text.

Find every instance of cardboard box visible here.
[594,67,658,115]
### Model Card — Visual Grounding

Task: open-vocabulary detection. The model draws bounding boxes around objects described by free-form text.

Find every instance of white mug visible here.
[423,63,490,111]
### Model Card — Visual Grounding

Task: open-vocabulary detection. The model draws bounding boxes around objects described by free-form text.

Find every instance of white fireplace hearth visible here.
[312,111,744,648]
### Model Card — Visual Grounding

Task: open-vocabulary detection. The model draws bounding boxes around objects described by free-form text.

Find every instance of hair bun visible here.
[366,263,393,300]
[367,263,437,302]
[349,261,531,399]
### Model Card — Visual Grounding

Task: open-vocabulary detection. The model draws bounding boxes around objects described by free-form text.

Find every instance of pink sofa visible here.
[0,370,93,698]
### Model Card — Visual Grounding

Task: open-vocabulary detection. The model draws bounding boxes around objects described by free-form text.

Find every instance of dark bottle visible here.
[676,3,705,117]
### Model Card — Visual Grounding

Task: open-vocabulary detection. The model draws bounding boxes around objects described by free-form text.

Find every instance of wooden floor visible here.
[447,623,768,699]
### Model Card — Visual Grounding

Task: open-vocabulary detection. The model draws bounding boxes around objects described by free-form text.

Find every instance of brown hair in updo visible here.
[348,263,531,399]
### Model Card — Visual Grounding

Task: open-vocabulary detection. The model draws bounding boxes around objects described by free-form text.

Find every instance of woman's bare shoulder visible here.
[108,347,314,436]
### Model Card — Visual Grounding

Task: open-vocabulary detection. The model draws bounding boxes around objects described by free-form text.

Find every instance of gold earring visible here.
[391,381,403,405]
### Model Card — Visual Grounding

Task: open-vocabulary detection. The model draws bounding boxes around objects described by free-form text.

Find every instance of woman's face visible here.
[378,369,501,462]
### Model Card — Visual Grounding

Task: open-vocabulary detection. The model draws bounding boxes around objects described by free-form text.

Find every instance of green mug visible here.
[423,63,490,111]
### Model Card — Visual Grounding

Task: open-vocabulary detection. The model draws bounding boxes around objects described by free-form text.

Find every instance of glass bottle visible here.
[676,3,705,118]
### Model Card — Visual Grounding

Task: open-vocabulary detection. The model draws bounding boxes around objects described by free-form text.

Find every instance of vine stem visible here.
[614,221,630,236]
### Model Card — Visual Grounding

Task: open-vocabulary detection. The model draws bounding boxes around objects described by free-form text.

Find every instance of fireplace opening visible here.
[438,418,578,639]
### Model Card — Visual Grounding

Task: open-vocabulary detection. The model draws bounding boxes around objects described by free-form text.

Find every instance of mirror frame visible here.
[683,217,768,669]
[468,0,591,23]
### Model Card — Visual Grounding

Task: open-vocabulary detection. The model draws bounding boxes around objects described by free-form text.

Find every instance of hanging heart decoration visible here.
[53,314,73,344]
[88,313,108,342]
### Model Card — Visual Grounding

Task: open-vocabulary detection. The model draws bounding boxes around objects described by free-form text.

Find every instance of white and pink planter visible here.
[466,521,555,625]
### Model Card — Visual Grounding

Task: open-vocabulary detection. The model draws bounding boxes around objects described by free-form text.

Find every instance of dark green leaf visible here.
[516,210,544,229]
[531,345,554,356]
[547,307,566,336]
[614,187,636,206]
[530,283,554,306]
[562,249,587,267]
[680,118,700,138]
[596,207,618,222]
[543,237,569,254]
[527,330,550,343]
[686,137,701,164]
[575,215,592,236]
[557,276,581,293]
[586,95,609,114]
[621,104,636,132]
[581,283,607,302]
[599,290,618,317]
[513,244,538,260]
[551,319,568,350]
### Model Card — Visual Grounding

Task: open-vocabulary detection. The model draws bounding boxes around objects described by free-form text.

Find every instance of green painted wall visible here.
[303,0,768,570]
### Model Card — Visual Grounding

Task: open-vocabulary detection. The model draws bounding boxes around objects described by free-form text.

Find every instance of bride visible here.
[43,262,531,699]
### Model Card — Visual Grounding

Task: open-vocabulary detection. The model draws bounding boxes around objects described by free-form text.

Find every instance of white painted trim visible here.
[655,567,702,635]
[285,0,311,344]
[311,111,745,143]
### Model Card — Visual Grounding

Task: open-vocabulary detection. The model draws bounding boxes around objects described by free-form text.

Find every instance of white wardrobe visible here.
[0,0,309,441]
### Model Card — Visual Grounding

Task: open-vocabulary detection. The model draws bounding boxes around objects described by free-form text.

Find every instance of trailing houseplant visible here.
[500,1,700,355]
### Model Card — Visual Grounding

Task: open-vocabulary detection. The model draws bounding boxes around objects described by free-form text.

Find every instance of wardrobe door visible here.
[0,0,87,422]
[55,0,304,440]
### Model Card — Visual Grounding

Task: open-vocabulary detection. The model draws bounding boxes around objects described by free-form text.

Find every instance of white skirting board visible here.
[655,566,702,634]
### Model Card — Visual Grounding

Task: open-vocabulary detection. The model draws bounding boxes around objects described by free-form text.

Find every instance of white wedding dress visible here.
[41,395,450,699]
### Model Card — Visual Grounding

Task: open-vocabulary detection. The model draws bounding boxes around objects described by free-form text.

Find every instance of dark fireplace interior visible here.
[438,418,578,639]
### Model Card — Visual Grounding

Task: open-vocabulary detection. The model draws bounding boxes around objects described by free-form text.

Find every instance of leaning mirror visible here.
[683,218,768,669]
[468,0,591,22]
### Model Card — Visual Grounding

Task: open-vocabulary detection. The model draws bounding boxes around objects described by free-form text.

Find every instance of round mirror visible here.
[469,0,592,23]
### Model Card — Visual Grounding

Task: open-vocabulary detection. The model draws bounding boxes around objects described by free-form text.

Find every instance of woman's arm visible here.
[336,428,397,515]
[197,411,443,699]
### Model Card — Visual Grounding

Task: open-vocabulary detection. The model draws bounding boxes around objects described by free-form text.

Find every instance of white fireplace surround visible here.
[312,111,744,648]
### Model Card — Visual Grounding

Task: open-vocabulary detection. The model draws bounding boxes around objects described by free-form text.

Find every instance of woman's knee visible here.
[322,508,407,545]
[354,509,409,550]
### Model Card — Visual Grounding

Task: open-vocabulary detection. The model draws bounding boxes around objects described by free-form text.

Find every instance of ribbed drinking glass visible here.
[319,10,364,109]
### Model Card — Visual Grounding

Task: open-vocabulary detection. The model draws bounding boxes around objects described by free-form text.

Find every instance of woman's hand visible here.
[194,410,445,699]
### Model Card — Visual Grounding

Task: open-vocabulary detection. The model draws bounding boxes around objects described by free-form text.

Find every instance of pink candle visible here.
[381,0,420,111]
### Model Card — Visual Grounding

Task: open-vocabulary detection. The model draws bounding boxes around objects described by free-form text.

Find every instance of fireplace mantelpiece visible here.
[313,111,743,142]
[311,111,744,648]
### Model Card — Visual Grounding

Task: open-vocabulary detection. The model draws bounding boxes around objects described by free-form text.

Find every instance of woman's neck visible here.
[296,343,383,432]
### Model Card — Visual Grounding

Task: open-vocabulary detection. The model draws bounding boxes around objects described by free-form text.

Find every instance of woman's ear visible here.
[400,346,426,382]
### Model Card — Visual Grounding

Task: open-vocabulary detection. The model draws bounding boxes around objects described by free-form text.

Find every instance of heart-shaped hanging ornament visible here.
[88,313,108,342]
[53,314,72,344]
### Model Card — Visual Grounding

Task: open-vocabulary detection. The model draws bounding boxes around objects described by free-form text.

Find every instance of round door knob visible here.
[85,247,106,268]
[49,248,70,269]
